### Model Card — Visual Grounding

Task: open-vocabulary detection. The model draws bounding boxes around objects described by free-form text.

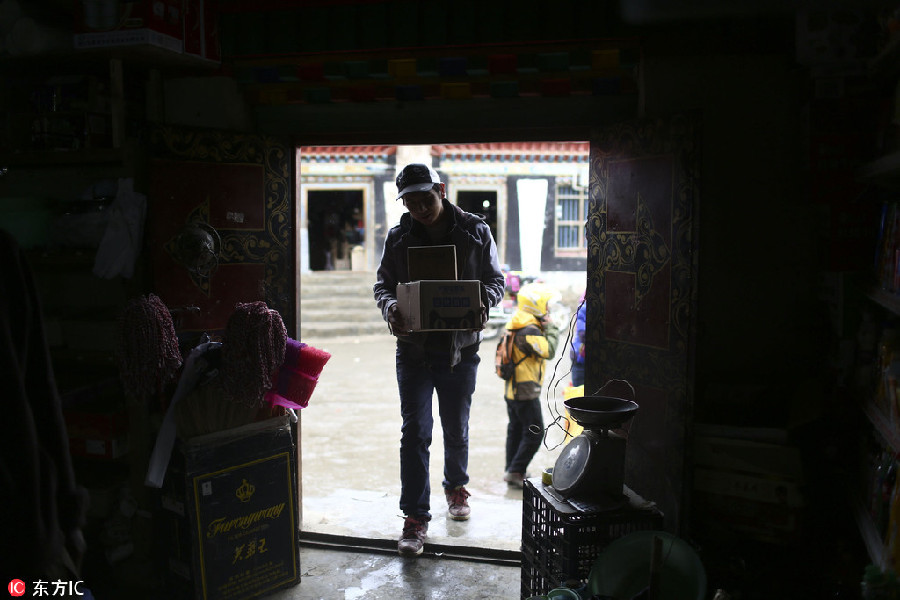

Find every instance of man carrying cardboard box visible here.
[373,163,505,557]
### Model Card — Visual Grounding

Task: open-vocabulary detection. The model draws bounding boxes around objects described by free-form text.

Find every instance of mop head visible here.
[116,293,183,401]
[221,301,287,407]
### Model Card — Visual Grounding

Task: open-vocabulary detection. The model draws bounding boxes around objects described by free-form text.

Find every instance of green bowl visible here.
[588,531,706,600]
[547,588,580,600]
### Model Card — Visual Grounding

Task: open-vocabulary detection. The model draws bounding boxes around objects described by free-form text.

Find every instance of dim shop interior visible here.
[3,0,900,598]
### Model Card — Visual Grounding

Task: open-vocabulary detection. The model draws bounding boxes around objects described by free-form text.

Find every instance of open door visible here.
[142,125,301,539]
[145,126,296,335]
[306,189,364,271]
[587,113,700,533]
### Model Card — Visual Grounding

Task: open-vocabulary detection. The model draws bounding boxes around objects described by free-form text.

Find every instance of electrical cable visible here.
[537,295,585,451]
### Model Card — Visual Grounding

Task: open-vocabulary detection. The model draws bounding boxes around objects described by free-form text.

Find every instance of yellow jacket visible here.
[503,309,560,401]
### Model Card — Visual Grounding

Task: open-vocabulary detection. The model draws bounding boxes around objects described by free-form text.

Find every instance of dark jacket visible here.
[374,200,505,366]
[0,230,88,583]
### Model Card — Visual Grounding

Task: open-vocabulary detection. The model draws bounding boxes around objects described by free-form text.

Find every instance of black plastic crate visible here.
[520,478,663,598]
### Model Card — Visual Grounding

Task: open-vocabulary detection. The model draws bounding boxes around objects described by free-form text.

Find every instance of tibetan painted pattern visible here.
[150,126,294,332]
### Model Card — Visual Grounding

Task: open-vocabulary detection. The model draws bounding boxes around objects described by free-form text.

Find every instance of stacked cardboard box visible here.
[63,379,129,461]
[692,431,805,544]
[73,0,220,63]
[397,280,482,331]
[155,416,300,599]
[74,0,184,54]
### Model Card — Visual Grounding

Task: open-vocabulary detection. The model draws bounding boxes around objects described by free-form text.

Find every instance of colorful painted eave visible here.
[434,142,589,163]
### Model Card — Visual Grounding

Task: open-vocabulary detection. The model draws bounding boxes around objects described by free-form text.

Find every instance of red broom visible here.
[271,367,319,409]
[266,345,330,409]
[284,337,305,367]
[264,344,330,410]
[297,345,331,379]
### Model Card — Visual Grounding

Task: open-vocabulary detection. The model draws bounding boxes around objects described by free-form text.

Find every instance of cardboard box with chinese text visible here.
[154,416,299,599]
[692,433,805,544]
[396,280,482,332]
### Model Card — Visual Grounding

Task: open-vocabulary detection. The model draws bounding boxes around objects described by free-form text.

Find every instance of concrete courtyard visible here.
[298,328,577,553]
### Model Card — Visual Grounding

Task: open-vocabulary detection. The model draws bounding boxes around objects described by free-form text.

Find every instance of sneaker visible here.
[445,486,471,521]
[398,515,428,556]
[503,471,526,488]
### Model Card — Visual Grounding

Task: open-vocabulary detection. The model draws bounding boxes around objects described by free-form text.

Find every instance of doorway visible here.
[297,143,588,553]
[457,190,499,248]
[307,190,364,271]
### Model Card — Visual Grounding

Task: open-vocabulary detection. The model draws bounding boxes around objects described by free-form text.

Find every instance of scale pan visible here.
[564,395,638,429]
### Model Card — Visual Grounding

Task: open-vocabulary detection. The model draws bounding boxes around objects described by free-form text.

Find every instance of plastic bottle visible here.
[883,459,898,538]
[887,570,900,598]
[861,564,899,599]
[878,330,900,414]
[887,458,900,573]
[862,564,887,599]
[858,310,880,391]
[562,579,588,599]
[874,452,890,525]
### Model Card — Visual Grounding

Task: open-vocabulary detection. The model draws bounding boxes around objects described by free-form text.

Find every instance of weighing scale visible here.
[552,394,639,507]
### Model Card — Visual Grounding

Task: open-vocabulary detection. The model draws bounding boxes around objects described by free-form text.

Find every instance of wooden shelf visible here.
[26,249,97,268]
[869,288,900,318]
[0,147,126,167]
[0,45,221,77]
[871,34,900,83]
[851,489,889,570]
[49,350,118,374]
[863,398,900,455]
[858,151,900,191]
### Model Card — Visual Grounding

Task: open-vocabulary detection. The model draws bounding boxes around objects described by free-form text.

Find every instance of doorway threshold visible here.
[298,530,522,567]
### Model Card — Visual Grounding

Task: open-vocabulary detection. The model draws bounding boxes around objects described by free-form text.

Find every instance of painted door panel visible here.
[587,114,700,532]
[145,126,295,336]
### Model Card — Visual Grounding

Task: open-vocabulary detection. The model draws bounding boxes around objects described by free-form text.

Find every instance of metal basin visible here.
[563,395,638,429]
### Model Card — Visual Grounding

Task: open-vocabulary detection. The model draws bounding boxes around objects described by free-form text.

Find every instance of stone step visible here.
[301,272,377,296]
[299,320,389,339]
[301,295,376,310]
[299,272,385,337]
[300,271,377,285]
[301,283,377,300]
[301,307,383,323]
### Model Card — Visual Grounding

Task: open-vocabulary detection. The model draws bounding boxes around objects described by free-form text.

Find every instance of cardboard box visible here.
[75,0,183,35]
[692,434,805,544]
[74,27,183,53]
[407,245,457,281]
[183,0,221,63]
[397,280,482,331]
[692,484,803,545]
[74,0,183,53]
[155,417,299,600]
[63,380,130,461]
[69,435,129,460]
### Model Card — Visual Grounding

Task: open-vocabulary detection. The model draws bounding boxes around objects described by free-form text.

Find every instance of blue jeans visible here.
[396,343,479,518]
